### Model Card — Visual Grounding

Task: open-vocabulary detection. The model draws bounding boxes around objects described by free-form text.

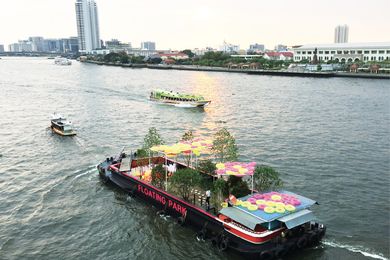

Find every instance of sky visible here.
[0,0,389,50]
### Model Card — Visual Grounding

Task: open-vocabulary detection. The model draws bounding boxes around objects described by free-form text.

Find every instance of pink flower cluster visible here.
[215,162,256,176]
[239,192,301,214]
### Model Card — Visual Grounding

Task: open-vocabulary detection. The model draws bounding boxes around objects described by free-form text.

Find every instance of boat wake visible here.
[73,165,97,180]
[323,240,389,260]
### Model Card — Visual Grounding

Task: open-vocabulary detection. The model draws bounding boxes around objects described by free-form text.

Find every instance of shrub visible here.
[151,164,165,189]
[170,168,201,201]
[253,165,283,192]
[227,176,250,198]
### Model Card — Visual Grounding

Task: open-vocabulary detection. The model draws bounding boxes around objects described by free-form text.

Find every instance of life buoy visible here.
[177,216,185,225]
[211,236,219,247]
[309,232,320,245]
[275,245,288,258]
[156,210,165,216]
[218,237,229,251]
[259,250,274,260]
[196,230,207,240]
[99,171,109,184]
[297,235,308,249]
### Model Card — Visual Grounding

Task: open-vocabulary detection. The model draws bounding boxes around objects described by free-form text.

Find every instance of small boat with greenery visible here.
[150,89,211,107]
[97,129,326,259]
[50,113,76,136]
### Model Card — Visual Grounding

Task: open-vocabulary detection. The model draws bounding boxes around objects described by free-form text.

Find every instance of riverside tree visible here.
[212,178,228,207]
[143,127,165,149]
[253,165,283,192]
[212,128,238,162]
[196,159,216,191]
[136,127,165,157]
[227,176,250,198]
[180,130,194,166]
[170,168,201,201]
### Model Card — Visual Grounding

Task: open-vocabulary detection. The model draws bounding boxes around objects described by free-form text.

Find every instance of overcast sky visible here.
[0,0,389,50]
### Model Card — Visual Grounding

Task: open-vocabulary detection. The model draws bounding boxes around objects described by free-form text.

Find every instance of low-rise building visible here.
[141,41,156,51]
[105,39,132,52]
[158,52,189,60]
[192,47,216,56]
[8,40,33,52]
[128,48,158,56]
[264,51,293,61]
[293,42,390,63]
[7,37,79,53]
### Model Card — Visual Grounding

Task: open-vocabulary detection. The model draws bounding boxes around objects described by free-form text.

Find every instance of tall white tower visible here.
[75,0,101,53]
[334,25,349,43]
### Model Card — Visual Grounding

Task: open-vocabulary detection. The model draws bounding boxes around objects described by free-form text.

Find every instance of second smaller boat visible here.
[50,113,76,136]
[54,57,72,65]
[150,89,211,108]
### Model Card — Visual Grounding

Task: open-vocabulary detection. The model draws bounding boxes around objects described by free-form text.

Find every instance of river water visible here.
[0,57,389,260]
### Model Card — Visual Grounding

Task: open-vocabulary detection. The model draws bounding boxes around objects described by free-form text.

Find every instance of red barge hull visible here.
[97,156,326,259]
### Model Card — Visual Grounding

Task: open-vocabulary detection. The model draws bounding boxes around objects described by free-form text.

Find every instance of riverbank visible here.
[83,60,390,79]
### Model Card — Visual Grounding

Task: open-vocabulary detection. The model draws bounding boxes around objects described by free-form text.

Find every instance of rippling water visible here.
[0,57,389,260]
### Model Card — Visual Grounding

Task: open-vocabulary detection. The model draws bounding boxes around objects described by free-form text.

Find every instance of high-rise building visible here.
[43,39,61,52]
[249,43,265,53]
[28,37,45,52]
[219,41,239,53]
[75,0,101,53]
[0,44,4,53]
[334,25,349,43]
[275,44,288,52]
[141,41,156,51]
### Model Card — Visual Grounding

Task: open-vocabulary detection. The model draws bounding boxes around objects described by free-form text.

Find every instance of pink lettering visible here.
[138,184,168,206]
[137,185,187,215]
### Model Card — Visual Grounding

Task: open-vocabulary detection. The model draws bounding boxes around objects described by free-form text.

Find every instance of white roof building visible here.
[293,42,390,63]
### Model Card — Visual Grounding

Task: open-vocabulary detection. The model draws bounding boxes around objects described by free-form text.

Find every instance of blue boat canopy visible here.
[278,209,315,229]
[220,207,265,230]
[236,191,317,222]
[219,191,318,230]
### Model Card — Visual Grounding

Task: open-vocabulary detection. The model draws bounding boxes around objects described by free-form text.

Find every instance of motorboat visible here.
[50,113,76,136]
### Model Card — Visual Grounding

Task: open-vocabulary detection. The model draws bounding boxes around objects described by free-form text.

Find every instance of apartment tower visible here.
[75,0,101,53]
[334,25,349,43]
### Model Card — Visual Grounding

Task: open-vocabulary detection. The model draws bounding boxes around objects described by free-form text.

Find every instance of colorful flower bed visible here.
[215,162,257,176]
[235,192,301,214]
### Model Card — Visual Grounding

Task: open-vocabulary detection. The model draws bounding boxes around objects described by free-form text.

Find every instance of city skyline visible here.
[1,0,389,50]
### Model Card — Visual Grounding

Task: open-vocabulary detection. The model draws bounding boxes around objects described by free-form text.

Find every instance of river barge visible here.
[97,152,326,259]
[150,89,211,108]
